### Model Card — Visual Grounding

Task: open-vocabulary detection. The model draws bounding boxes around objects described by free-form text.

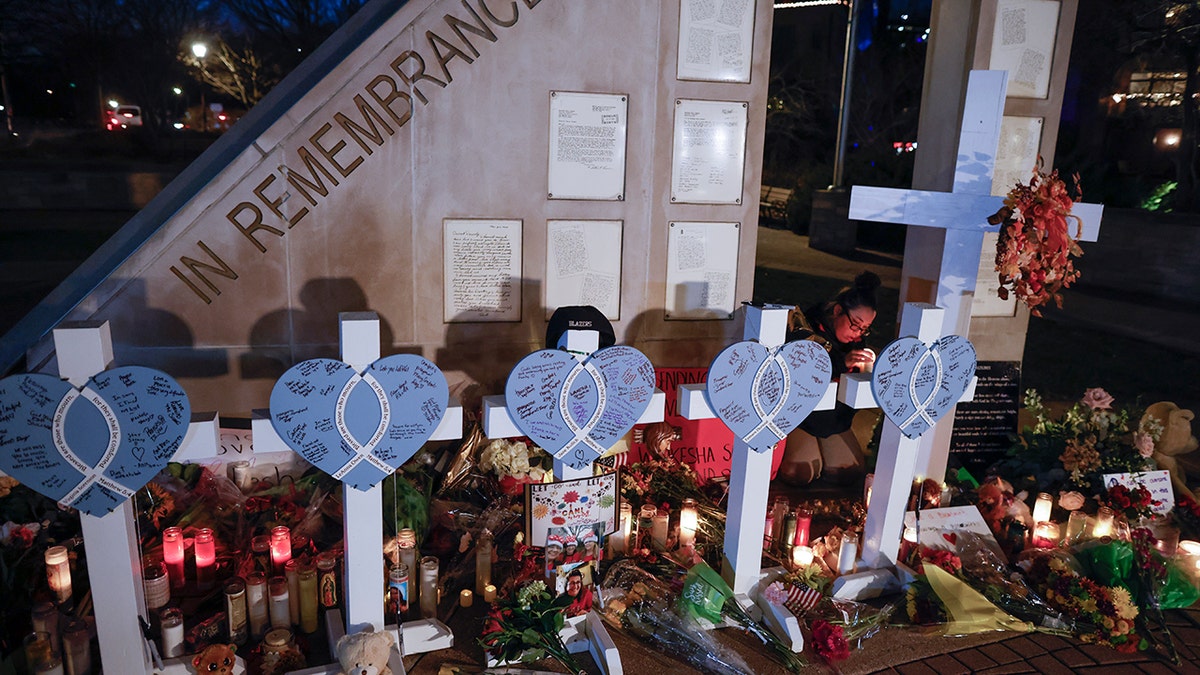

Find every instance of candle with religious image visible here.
[316,552,339,609]
[396,529,419,619]
[635,504,656,552]
[224,577,248,646]
[194,528,216,591]
[161,527,185,589]
[44,545,73,605]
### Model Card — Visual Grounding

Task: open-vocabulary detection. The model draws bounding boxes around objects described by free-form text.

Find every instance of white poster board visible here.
[545,220,623,320]
[665,221,739,320]
[670,99,748,205]
[974,115,1043,318]
[443,219,522,322]
[676,0,755,83]
[989,0,1061,99]
[548,91,628,201]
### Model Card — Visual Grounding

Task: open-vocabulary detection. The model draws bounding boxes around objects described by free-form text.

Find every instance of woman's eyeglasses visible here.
[843,309,872,337]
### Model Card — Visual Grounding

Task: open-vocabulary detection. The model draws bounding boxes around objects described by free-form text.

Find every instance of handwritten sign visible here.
[505,346,655,470]
[269,354,448,490]
[0,367,190,516]
[1101,469,1174,515]
[903,505,1006,562]
[525,472,619,547]
[872,335,977,439]
[705,340,831,453]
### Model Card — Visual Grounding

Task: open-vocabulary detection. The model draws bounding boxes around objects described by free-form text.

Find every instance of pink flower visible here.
[1080,388,1114,410]
[1058,491,1085,511]
[1133,432,1155,458]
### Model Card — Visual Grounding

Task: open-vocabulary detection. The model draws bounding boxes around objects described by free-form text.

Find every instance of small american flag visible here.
[765,580,822,617]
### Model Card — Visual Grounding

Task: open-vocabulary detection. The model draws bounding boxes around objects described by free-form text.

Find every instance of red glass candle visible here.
[269,526,292,575]
[793,508,812,548]
[194,528,216,590]
[162,527,186,589]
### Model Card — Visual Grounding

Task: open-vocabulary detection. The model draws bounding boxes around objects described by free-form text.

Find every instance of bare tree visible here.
[187,38,280,108]
[220,0,368,72]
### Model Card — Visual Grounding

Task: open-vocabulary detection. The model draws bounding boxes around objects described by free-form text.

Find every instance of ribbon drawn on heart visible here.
[331,373,396,480]
[745,351,793,442]
[555,361,609,461]
[52,388,130,507]
[897,347,943,432]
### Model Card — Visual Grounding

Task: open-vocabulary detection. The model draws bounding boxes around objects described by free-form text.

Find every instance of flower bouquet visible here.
[479,438,553,497]
[994,388,1155,499]
[991,161,1084,316]
[479,579,584,674]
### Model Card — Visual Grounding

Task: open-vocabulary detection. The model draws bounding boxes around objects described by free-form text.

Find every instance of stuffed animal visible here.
[1143,401,1198,501]
[191,643,236,675]
[335,628,395,675]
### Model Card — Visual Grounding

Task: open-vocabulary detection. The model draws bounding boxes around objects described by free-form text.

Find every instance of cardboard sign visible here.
[269,354,448,490]
[1101,469,1174,515]
[0,367,190,516]
[706,340,831,453]
[904,505,1006,562]
[505,346,655,470]
[525,473,620,547]
[625,368,786,481]
[873,335,977,438]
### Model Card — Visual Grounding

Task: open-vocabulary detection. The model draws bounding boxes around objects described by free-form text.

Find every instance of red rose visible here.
[811,619,851,663]
[10,526,34,549]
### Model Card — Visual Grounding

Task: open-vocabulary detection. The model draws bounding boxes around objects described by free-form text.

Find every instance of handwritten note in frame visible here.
[665,221,739,320]
[676,0,756,83]
[545,220,623,320]
[443,219,522,323]
[989,0,1061,99]
[548,91,628,201]
[670,99,748,205]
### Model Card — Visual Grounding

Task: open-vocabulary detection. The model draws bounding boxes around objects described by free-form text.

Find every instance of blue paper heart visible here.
[269,354,448,490]
[0,367,191,516]
[505,346,655,470]
[706,340,833,452]
[871,335,977,439]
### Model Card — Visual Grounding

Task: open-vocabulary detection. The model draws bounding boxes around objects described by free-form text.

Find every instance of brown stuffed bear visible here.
[1143,401,1198,501]
[191,643,236,675]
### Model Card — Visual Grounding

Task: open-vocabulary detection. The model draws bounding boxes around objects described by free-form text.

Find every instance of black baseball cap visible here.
[545,306,616,351]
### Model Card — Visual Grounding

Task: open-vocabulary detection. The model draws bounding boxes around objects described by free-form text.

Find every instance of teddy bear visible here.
[335,628,396,675]
[190,643,236,675]
[1142,401,1198,501]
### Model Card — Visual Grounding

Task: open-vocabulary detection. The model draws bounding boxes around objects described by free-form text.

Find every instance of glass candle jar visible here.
[1033,492,1054,525]
[780,511,797,557]
[268,576,290,629]
[23,631,54,672]
[298,563,318,634]
[161,528,185,590]
[284,559,301,626]
[251,535,272,576]
[763,512,775,549]
[316,552,339,609]
[291,534,310,559]
[224,577,248,646]
[475,530,493,594]
[770,497,789,546]
[193,528,216,591]
[228,460,251,491]
[387,563,409,624]
[31,602,60,655]
[635,504,656,551]
[142,559,170,614]
[418,556,439,619]
[1092,506,1116,539]
[262,627,295,661]
[678,499,698,549]
[1065,510,1087,544]
[396,529,419,617]
[245,572,269,640]
[160,608,185,658]
[792,545,814,569]
[269,526,292,575]
[793,508,812,548]
[44,546,72,605]
[62,619,91,675]
[1033,521,1061,548]
[837,532,858,575]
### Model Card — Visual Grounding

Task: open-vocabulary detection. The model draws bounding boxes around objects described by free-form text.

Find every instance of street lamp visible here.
[191,42,208,132]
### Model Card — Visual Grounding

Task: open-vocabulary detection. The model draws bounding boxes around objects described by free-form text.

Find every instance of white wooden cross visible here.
[480,328,664,675]
[252,311,462,666]
[849,69,1104,482]
[49,322,239,675]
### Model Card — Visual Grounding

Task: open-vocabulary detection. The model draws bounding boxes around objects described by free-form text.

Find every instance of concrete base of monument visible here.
[486,611,622,675]
[831,566,902,601]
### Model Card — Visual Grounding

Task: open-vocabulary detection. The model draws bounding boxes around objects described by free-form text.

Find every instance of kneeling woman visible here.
[777,271,879,486]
